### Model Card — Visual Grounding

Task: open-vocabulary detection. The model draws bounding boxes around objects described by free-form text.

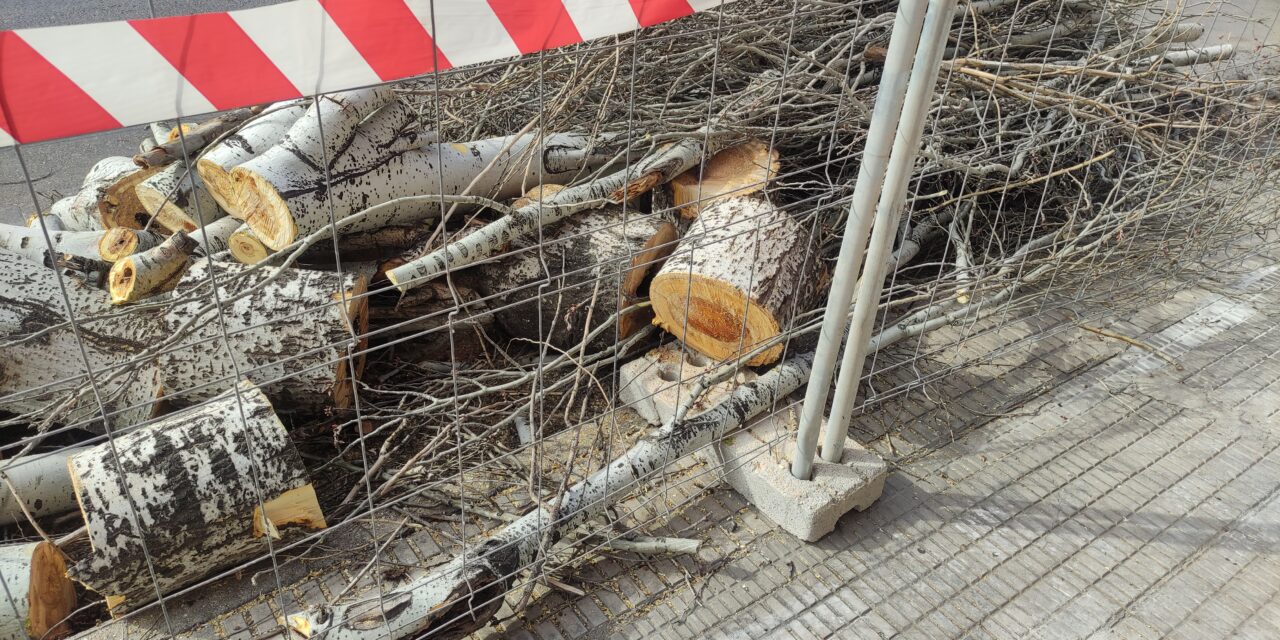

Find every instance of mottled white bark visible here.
[0,225,109,264]
[0,541,76,640]
[67,381,325,613]
[24,214,64,233]
[158,259,367,412]
[386,136,729,291]
[0,252,162,429]
[188,216,245,258]
[107,232,198,304]
[59,158,136,231]
[651,196,816,366]
[285,352,813,640]
[233,99,610,252]
[0,448,85,526]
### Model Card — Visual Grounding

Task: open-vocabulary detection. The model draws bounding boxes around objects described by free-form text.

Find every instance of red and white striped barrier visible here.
[0,0,732,147]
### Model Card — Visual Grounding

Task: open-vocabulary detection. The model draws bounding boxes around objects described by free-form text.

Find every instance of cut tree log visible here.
[283,352,813,640]
[386,134,733,291]
[196,101,309,213]
[59,158,160,231]
[0,448,86,526]
[650,196,817,366]
[97,228,165,263]
[107,232,199,304]
[0,251,163,429]
[227,224,272,264]
[476,207,677,351]
[0,541,77,640]
[132,106,261,169]
[158,258,368,413]
[0,224,111,264]
[669,139,779,219]
[134,162,224,234]
[231,94,613,252]
[189,215,244,257]
[67,380,326,614]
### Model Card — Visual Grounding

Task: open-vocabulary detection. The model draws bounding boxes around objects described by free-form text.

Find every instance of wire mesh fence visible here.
[1,0,1278,638]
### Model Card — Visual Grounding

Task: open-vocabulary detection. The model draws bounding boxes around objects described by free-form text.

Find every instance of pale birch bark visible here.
[0,252,163,429]
[158,259,368,412]
[60,158,137,231]
[24,213,64,232]
[0,224,110,264]
[189,216,244,257]
[0,448,86,526]
[232,99,612,252]
[107,232,198,304]
[67,381,325,613]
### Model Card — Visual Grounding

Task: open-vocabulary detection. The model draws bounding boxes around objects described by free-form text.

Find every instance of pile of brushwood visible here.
[1,0,1276,638]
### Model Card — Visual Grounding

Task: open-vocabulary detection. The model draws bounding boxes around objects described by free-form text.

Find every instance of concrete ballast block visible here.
[700,412,888,542]
[618,342,757,426]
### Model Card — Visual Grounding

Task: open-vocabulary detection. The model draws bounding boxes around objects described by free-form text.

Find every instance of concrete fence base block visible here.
[618,342,758,426]
[700,412,889,542]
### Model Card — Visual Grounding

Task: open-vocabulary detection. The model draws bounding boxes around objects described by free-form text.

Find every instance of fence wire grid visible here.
[1,0,1279,639]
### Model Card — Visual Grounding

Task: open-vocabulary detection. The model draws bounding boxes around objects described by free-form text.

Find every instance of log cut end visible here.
[135,186,198,234]
[100,166,162,229]
[27,541,77,640]
[670,140,779,219]
[97,228,140,263]
[332,275,370,411]
[229,225,272,264]
[650,273,783,366]
[230,169,297,251]
[196,158,238,214]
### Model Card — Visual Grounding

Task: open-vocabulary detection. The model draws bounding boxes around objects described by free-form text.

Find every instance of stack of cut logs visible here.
[0,87,811,637]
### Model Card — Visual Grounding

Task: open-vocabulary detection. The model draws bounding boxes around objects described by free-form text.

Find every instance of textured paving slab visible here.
[496,249,1280,639]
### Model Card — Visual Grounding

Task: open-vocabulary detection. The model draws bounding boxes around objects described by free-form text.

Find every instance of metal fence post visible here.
[821,0,959,463]
[790,0,929,480]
